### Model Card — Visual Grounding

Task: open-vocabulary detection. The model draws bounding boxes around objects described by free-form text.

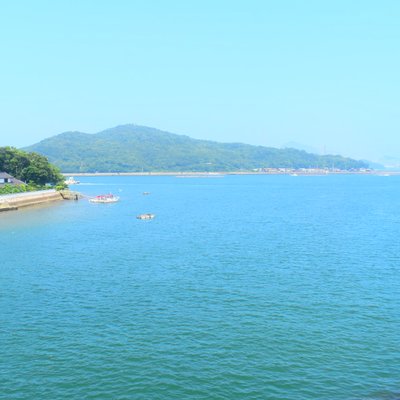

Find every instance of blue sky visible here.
[0,0,399,161]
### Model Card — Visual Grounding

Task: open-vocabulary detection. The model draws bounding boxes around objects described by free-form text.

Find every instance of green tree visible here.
[0,147,65,188]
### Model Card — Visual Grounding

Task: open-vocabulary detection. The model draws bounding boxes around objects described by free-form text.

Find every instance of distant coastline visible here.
[62,170,400,177]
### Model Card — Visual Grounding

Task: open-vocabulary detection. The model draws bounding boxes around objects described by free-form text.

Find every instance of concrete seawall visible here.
[0,190,64,212]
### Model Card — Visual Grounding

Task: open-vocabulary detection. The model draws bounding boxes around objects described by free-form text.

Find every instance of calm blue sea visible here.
[1,175,399,400]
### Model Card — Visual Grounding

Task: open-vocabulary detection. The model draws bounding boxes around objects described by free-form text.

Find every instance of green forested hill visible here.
[0,147,65,190]
[24,125,368,172]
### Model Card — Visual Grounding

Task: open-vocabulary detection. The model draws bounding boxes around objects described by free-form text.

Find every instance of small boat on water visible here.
[65,176,80,185]
[89,194,120,203]
[136,213,155,220]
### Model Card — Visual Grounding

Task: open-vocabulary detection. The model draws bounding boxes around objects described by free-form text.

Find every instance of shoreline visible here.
[62,170,400,177]
[0,190,64,212]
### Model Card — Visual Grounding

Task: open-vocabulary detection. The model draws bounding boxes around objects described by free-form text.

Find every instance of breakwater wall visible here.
[0,190,64,212]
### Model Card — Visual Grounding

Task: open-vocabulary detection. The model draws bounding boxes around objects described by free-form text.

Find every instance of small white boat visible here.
[89,194,120,203]
[136,213,155,220]
[65,176,80,185]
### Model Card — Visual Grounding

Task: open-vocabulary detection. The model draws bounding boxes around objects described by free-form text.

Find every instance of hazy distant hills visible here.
[282,141,320,154]
[24,124,368,173]
[377,156,400,169]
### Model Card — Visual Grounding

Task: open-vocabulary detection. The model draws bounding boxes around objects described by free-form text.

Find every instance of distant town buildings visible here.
[251,167,372,174]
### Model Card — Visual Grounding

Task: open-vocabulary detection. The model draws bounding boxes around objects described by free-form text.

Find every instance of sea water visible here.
[0,175,399,399]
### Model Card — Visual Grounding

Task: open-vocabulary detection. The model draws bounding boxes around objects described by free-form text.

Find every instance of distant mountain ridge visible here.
[24,124,368,173]
[282,141,320,154]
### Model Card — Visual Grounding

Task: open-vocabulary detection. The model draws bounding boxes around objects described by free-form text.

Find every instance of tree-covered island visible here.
[24,124,369,173]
